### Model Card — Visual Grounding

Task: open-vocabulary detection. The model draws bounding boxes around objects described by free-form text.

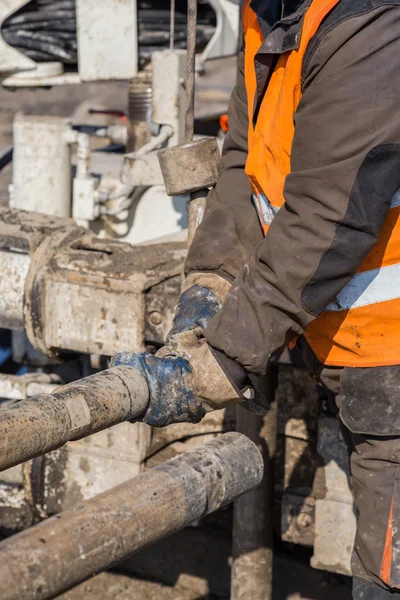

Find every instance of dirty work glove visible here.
[167,272,232,339]
[112,330,243,427]
[112,274,269,427]
[168,284,221,339]
[165,274,270,418]
[112,330,269,427]
[112,351,205,427]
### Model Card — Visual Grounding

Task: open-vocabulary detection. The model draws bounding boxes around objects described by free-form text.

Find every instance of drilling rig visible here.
[0,2,354,599]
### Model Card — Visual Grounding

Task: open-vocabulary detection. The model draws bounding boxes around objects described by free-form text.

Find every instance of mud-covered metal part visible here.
[11,114,73,218]
[278,366,319,548]
[0,206,77,255]
[0,207,185,356]
[25,229,184,357]
[0,249,30,331]
[145,275,181,345]
[127,69,153,152]
[0,208,78,331]
[158,137,221,196]
[0,462,34,536]
[0,433,263,600]
[0,373,61,401]
[24,420,152,518]
[0,365,149,472]
[310,415,355,575]
[188,188,208,247]
[231,366,278,600]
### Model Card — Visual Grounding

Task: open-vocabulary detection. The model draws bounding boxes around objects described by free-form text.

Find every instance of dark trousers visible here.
[300,340,400,598]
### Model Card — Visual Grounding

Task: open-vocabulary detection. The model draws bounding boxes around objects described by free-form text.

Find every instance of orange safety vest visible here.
[243,0,400,367]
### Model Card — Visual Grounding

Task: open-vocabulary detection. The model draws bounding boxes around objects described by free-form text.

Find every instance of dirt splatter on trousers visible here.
[300,339,400,597]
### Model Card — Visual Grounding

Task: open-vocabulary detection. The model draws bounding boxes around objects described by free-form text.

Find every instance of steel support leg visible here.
[231,365,279,600]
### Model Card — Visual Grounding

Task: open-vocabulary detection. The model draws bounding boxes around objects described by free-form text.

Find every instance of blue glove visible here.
[167,284,222,338]
[112,351,205,427]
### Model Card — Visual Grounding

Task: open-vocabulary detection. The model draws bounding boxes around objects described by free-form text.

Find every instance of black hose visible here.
[1,0,216,66]
[0,148,13,172]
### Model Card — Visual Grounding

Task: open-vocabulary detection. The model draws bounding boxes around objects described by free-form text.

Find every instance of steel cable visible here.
[185,0,197,142]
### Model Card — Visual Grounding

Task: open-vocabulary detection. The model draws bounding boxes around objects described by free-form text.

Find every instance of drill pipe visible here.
[0,366,149,472]
[0,433,263,600]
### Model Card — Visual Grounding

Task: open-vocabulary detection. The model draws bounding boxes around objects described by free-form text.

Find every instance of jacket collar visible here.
[250,0,312,51]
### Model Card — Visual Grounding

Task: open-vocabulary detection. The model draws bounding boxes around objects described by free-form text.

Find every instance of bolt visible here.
[149,311,162,327]
[297,511,313,529]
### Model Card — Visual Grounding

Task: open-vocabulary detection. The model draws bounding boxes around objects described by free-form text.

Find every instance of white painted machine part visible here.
[76,0,138,82]
[106,185,189,245]
[0,373,60,401]
[2,62,64,87]
[94,125,128,146]
[310,416,356,575]
[3,71,81,89]
[71,131,101,226]
[11,114,73,218]
[57,421,152,510]
[0,249,30,331]
[0,1,36,76]
[199,0,240,70]
[151,50,186,146]
[121,52,186,190]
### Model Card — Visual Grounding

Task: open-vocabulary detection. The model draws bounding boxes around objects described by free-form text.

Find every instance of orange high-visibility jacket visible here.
[243,0,400,367]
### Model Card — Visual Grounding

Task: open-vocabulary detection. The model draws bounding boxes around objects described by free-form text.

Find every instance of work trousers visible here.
[300,340,400,598]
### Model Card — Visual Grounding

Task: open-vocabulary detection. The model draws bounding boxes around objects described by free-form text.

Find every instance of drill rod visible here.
[0,433,263,600]
[0,366,149,472]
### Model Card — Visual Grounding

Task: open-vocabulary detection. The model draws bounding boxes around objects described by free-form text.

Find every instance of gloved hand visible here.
[112,274,270,427]
[112,330,242,427]
[167,272,231,339]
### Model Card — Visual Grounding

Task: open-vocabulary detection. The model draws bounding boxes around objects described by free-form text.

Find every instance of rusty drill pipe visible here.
[0,433,263,600]
[0,366,149,472]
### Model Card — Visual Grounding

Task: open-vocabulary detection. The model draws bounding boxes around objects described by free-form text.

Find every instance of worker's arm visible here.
[184,49,263,288]
[163,47,260,357]
[114,7,400,427]
[205,6,400,376]
[112,49,267,427]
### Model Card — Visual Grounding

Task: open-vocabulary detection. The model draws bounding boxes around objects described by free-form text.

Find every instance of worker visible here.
[114,0,400,596]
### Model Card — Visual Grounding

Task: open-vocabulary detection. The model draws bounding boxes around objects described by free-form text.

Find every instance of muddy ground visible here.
[0,60,352,599]
[61,557,351,600]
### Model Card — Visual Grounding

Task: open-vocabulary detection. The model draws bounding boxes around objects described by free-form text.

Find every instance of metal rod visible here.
[0,366,149,472]
[188,188,208,246]
[185,0,197,142]
[231,366,279,600]
[170,0,176,50]
[185,1,206,246]
[0,433,263,600]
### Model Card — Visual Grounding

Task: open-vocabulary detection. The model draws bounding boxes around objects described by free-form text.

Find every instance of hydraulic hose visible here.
[1,0,216,65]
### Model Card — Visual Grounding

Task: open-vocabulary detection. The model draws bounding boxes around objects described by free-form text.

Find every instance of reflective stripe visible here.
[326,262,400,312]
[254,189,400,312]
[391,188,400,209]
[252,193,280,226]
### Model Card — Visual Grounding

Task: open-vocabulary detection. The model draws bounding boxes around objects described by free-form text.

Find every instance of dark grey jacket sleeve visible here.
[184,50,263,282]
[205,6,400,375]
